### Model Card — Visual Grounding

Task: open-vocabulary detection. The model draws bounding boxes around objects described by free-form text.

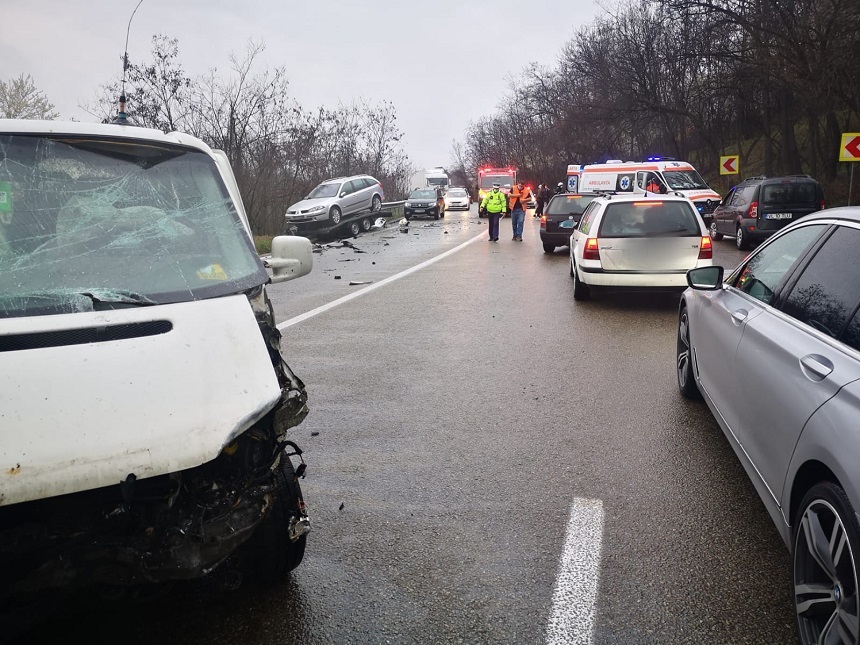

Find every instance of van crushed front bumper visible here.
[0,404,307,598]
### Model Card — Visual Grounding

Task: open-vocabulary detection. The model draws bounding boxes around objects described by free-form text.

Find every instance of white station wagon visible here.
[569,193,713,300]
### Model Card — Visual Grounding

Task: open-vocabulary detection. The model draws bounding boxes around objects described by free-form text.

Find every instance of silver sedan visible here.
[677,207,860,644]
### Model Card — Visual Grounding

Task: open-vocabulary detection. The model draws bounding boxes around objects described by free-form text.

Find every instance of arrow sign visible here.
[840,133,860,162]
[719,155,739,175]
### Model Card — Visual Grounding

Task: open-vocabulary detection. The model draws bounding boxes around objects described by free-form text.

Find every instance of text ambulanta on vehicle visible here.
[577,160,721,221]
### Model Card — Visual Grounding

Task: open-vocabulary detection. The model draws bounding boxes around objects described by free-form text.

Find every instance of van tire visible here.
[736,225,750,250]
[244,457,307,584]
[709,221,723,241]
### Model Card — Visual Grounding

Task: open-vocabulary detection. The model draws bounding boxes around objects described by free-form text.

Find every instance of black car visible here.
[540,193,597,253]
[404,188,445,220]
[710,175,825,250]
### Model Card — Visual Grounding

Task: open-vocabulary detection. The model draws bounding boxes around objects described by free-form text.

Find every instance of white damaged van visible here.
[0,120,314,601]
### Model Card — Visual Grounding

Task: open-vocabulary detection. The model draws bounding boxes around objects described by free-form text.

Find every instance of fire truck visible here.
[476,166,516,217]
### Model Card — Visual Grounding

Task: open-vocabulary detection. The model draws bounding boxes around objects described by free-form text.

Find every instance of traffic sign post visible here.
[719,155,739,175]
[840,133,860,205]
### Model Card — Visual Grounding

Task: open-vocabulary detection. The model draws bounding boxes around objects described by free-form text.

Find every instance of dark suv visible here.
[710,175,825,250]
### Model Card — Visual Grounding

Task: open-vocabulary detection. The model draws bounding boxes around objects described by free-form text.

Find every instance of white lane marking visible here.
[277,229,487,330]
[546,498,605,645]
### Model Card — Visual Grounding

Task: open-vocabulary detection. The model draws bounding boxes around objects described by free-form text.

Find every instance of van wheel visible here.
[709,221,723,241]
[572,260,591,301]
[348,221,361,236]
[361,217,372,232]
[736,225,750,250]
[243,457,308,583]
[329,206,342,225]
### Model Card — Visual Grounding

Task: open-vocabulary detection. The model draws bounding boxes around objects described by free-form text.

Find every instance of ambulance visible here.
[577,158,721,224]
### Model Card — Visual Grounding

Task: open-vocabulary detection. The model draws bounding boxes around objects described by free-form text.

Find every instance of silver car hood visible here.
[287,197,336,213]
[0,295,281,506]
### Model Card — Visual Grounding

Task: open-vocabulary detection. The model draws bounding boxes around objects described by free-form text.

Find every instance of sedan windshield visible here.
[308,182,342,199]
[410,190,437,199]
[663,170,709,190]
[0,134,266,319]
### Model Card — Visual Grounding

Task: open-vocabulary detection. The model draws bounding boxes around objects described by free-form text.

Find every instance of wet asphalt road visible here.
[24,207,797,643]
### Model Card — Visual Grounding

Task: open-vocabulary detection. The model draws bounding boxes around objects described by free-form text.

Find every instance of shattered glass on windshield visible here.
[0,134,267,318]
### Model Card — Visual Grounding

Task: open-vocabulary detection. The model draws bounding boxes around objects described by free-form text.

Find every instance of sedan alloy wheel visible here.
[794,483,860,645]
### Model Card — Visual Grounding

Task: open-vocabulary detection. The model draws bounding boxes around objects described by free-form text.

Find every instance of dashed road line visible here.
[546,498,605,645]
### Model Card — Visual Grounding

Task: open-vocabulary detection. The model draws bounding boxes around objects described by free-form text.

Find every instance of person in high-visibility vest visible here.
[479,182,507,242]
[507,181,534,241]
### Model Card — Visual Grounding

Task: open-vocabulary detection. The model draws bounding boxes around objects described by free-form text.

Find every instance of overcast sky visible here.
[1,0,603,170]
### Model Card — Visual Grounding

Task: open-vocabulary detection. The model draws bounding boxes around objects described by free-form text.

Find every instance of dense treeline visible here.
[456,0,860,200]
[86,37,413,236]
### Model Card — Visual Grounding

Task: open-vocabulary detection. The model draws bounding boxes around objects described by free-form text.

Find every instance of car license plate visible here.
[413,209,425,213]
[765,213,792,219]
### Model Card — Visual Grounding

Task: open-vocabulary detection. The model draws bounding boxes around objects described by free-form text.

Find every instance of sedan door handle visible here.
[800,354,834,381]
[731,309,749,325]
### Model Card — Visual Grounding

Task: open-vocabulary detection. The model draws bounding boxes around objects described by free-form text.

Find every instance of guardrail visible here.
[380,200,406,218]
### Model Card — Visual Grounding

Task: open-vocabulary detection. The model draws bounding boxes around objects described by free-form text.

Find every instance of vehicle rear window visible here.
[761,182,818,204]
[598,201,700,237]
[546,195,595,216]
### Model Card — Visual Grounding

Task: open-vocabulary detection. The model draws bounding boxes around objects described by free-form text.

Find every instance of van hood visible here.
[684,190,722,201]
[0,294,281,506]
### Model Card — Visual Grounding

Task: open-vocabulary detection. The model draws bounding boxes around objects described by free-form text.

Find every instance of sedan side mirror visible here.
[686,266,724,290]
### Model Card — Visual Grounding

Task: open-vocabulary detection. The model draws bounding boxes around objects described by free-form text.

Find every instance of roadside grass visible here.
[254,236,273,255]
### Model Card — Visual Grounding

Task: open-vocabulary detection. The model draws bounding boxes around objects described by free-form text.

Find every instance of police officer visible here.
[480,182,507,242]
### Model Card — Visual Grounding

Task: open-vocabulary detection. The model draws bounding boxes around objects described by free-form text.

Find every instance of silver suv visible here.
[285,174,385,236]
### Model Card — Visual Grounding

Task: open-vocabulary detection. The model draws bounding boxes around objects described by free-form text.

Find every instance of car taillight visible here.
[820,200,826,210]
[749,201,758,218]
[698,235,712,260]
[540,215,547,228]
[583,237,600,260]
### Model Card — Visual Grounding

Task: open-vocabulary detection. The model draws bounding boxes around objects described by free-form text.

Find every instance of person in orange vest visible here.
[507,181,534,241]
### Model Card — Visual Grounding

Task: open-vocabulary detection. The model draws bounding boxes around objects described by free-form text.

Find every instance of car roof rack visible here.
[743,175,768,181]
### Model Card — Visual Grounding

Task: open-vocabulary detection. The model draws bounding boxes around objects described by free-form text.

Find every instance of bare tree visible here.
[0,74,59,120]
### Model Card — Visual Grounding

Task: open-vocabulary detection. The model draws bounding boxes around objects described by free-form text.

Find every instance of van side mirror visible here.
[269,235,313,283]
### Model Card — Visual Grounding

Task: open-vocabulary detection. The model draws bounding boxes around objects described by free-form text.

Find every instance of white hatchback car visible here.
[569,193,713,300]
